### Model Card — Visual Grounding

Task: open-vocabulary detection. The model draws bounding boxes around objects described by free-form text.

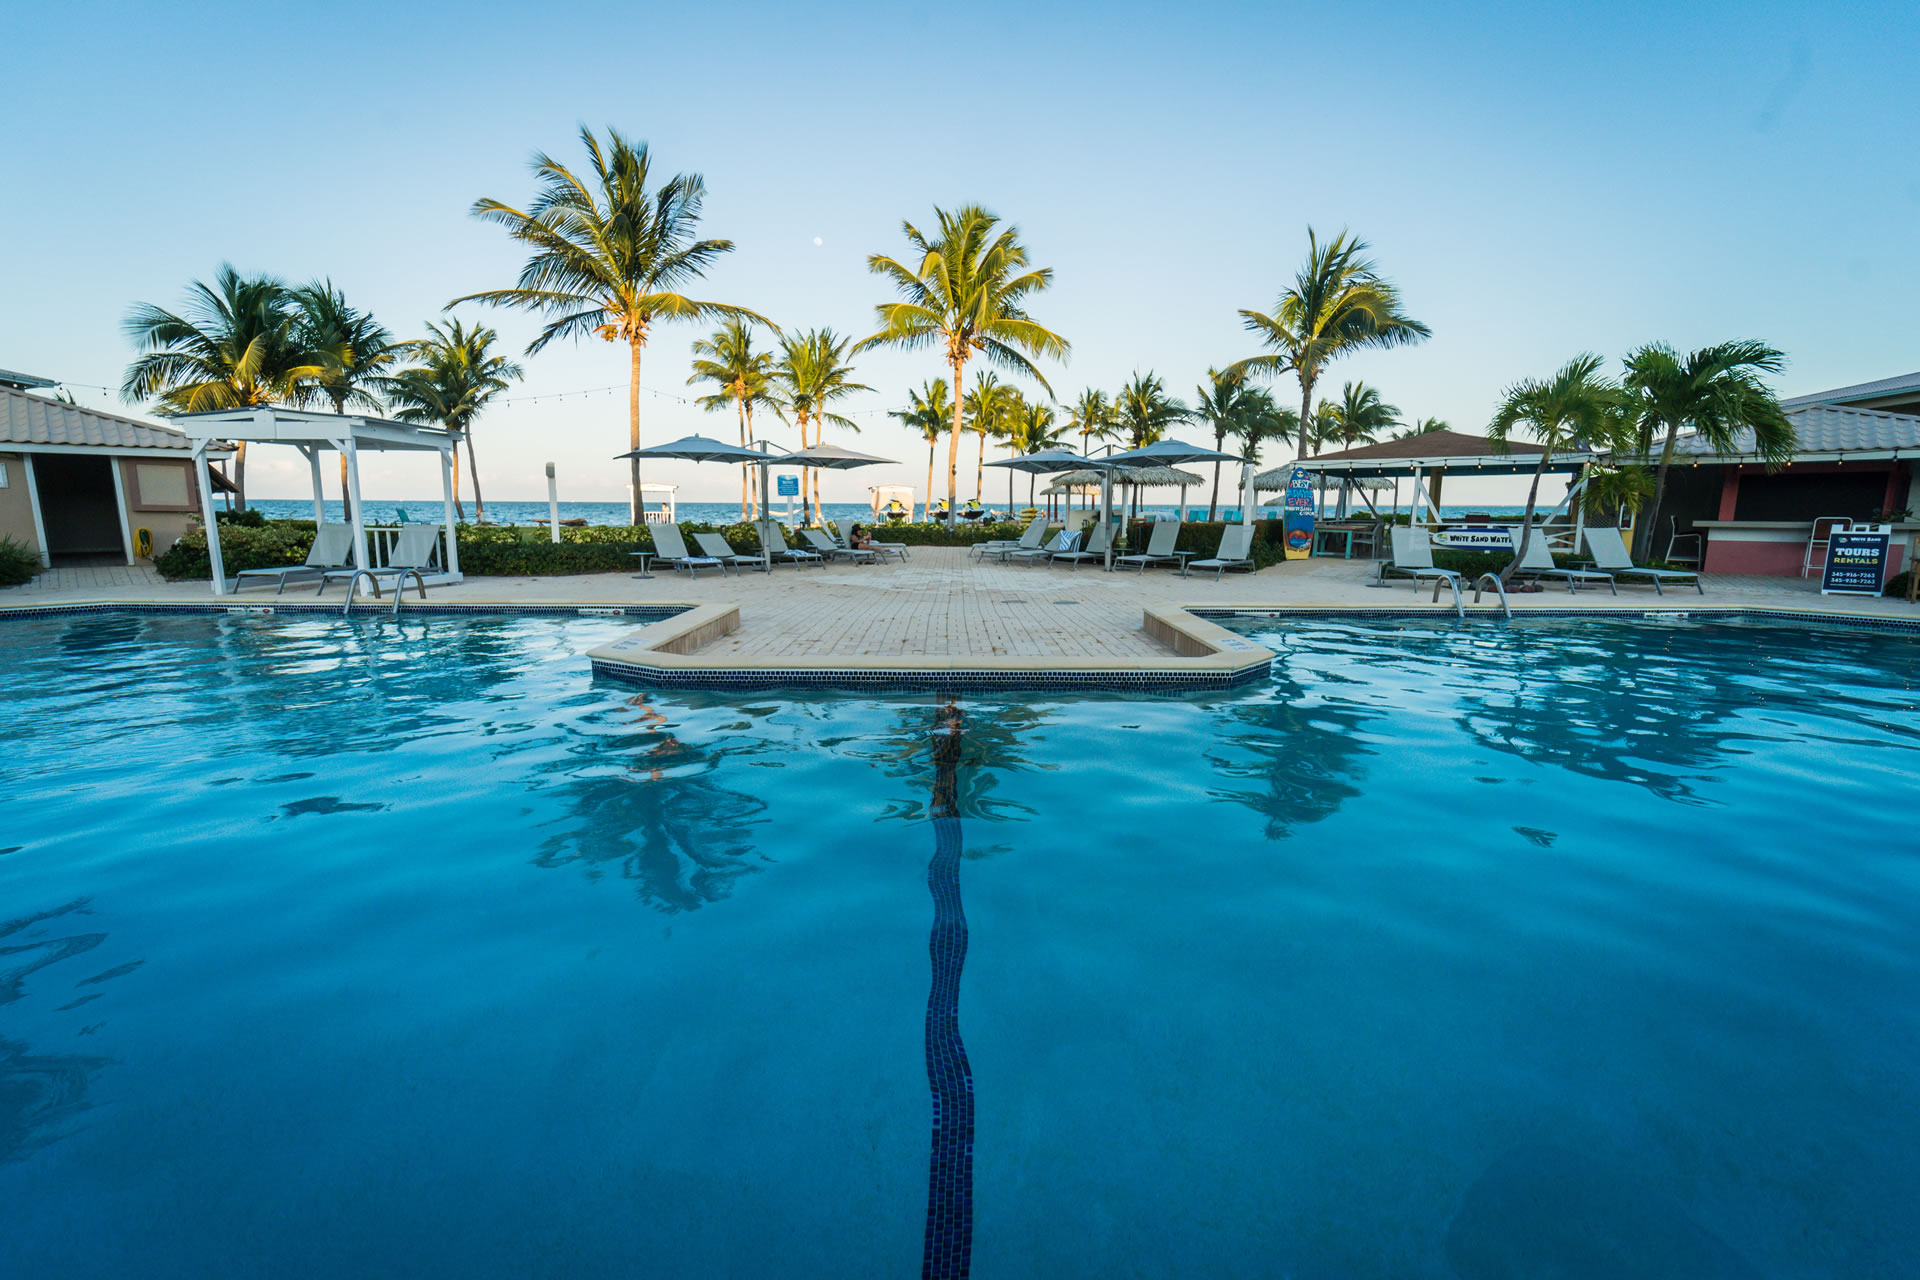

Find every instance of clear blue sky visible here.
[4,0,1915,507]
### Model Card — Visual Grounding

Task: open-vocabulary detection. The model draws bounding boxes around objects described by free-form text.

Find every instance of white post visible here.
[1410,465,1424,526]
[107,457,135,565]
[343,436,369,572]
[21,454,51,567]
[192,444,227,594]
[306,445,326,525]
[1572,463,1588,557]
[546,462,560,543]
[1100,468,1114,570]
[439,445,461,578]
[1241,462,1255,527]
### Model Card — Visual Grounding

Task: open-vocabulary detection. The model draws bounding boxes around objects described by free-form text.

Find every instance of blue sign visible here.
[1284,470,1314,552]
[776,474,799,497]
[1284,470,1315,511]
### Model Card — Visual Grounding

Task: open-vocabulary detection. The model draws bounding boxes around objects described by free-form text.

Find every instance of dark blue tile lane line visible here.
[923,711,974,1280]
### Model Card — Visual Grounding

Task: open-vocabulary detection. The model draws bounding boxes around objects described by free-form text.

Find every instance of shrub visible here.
[216,506,269,527]
[0,534,42,587]
[1886,570,1913,599]
[1124,518,1291,570]
[154,523,318,580]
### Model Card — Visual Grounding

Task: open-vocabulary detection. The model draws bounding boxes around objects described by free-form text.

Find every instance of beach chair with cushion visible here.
[972,515,1046,562]
[692,532,765,575]
[758,522,824,569]
[651,523,726,579]
[317,523,442,596]
[1184,524,1256,578]
[234,523,354,594]
[1048,520,1112,570]
[802,527,876,565]
[1112,520,1183,574]
[1513,530,1615,594]
[1010,528,1078,567]
[1583,526,1704,595]
[833,520,908,562]
[1376,527,1463,594]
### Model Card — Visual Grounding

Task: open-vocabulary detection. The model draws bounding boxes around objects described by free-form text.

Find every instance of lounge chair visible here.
[1583,526,1704,595]
[1376,527,1464,594]
[1513,529,1615,594]
[1185,524,1256,578]
[802,528,876,565]
[971,515,1045,561]
[692,532,763,575]
[234,523,354,593]
[651,523,726,579]
[1010,528,1078,567]
[833,520,908,562]
[1112,520,1182,574]
[317,524,442,596]
[758,522,824,569]
[1048,521,1112,570]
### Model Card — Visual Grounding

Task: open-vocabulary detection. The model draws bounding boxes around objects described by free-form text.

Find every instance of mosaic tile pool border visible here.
[1188,605,1920,635]
[0,601,690,622]
[586,656,1270,692]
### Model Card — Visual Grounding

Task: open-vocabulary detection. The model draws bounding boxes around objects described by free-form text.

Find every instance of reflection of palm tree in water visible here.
[1,899,117,1163]
[532,693,769,913]
[921,699,974,1280]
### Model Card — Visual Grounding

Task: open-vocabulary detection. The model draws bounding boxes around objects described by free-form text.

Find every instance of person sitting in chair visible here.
[849,523,877,551]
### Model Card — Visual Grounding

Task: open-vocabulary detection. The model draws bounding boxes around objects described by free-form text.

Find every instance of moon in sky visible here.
[812,236,823,246]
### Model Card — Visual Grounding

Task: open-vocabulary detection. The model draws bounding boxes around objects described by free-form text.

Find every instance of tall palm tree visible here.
[1230,227,1429,458]
[773,328,872,522]
[1622,340,1795,559]
[997,396,1064,510]
[121,266,324,510]
[1192,370,1290,519]
[688,319,778,519]
[386,319,524,523]
[1488,353,1628,583]
[455,126,771,524]
[1396,415,1450,439]
[890,378,950,521]
[1067,388,1115,457]
[963,372,1022,503]
[292,281,410,520]
[1321,381,1401,450]
[856,204,1069,526]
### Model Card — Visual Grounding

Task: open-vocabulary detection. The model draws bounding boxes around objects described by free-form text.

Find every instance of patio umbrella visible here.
[1105,438,1254,530]
[767,442,897,521]
[985,449,1114,518]
[614,434,772,526]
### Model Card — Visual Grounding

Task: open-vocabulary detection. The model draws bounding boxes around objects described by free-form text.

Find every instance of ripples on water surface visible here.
[1,612,1917,1278]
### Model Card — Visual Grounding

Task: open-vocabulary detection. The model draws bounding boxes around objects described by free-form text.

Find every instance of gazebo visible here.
[1290,430,1595,523]
[168,407,464,596]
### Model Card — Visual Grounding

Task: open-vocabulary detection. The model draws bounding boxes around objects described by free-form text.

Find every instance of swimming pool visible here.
[3,611,1917,1278]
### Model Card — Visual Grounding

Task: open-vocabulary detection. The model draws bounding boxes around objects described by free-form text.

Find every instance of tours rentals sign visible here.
[1821,528,1892,596]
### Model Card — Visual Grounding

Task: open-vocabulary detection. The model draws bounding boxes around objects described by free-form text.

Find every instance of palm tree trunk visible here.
[946,361,965,529]
[745,402,761,520]
[1635,422,1681,561]
[233,442,248,513]
[737,398,750,521]
[628,338,644,526]
[925,442,935,523]
[466,430,486,524]
[1299,375,1315,460]
[1501,449,1554,585]
[975,432,985,503]
[449,438,467,522]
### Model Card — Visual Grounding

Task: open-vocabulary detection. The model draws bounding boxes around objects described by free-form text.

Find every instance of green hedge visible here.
[0,534,42,587]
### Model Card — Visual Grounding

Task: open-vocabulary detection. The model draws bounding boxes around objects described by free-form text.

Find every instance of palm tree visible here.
[1067,388,1116,457]
[1622,340,1795,559]
[455,126,772,524]
[1396,415,1450,439]
[963,373,1021,503]
[688,319,778,519]
[292,281,410,520]
[1488,353,1627,583]
[1191,371,1291,519]
[1000,397,1065,510]
[121,266,325,510]
[890,378,950,521]
[856,204,1069,526]
[1322,381,1401,450]
[1230,227,1429,458]
[386,319,524,523]
[1112,372,1189,518]
[773,328,872,522]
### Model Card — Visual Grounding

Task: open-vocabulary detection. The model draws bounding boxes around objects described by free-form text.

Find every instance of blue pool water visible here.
[2,612,1918,1278]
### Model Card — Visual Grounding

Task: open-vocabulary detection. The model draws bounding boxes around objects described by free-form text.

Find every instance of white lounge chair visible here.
[833,520,908,562]
[758,522,824,569]
[652,523,726,579]
[1376,526,1463,593]
[1185,524,1256,578]
[802,527,875,565]
[1049,521,1112,570]
[974,515,1047,562]
[317,524,443,596]
[1513,529,1615,594]
[1010,528,1078,567]
[1584,526,1704,595]
[1113,520,1182,574]
[234,523,354,593]
[692,532,762,575]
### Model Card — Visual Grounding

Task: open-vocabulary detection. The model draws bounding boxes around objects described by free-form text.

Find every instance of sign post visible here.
[545,462,560,543]
[1284,469,1315,557]
[1821,528,1892,596]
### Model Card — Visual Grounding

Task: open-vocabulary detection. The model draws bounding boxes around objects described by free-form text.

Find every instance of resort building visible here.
[0,372,228,567]
[1660,372,1920,577]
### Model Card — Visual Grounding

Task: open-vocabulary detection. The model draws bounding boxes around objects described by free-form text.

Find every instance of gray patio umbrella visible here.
[1106,439,1255,529]
[985,449,1115,519]
[766,443,898,520]
[613,433,766,463]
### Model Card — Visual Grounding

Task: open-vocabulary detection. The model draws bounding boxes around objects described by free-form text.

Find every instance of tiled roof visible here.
[0,385,197,451]
[1781,370,1920,408]
[1671,403,1920,458]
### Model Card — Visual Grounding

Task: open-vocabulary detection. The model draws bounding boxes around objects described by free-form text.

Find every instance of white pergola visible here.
[168,407,464,596]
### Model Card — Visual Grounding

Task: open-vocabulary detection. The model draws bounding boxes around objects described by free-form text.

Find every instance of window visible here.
[131,461,194,510]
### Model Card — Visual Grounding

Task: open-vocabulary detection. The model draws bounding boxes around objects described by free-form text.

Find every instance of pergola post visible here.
[1572,462,1588,556]
[1410,465,1425,526]
[306,445,327,525]
[193,442,228,594]
[343,435,369,572]
[439,445,462,577]
[1241,462,1255,527]
[1099,468,1114,570]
